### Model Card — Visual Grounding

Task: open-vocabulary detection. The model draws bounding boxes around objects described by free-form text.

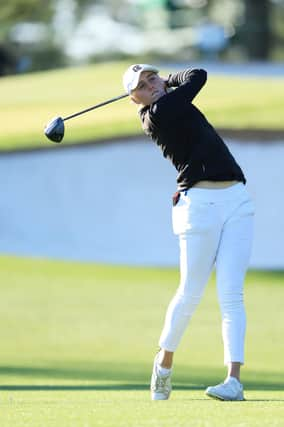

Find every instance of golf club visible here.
[44,93,128,143]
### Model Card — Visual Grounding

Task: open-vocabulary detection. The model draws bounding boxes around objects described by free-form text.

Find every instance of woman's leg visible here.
[159,223,221,354]
[151,227,220,400]
[205,197,254,401]
[215,211,254,371]
[158,349,174,369]
[151,197,222,400]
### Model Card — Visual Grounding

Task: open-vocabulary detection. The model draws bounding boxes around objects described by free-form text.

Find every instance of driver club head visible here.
[44,116,65,143]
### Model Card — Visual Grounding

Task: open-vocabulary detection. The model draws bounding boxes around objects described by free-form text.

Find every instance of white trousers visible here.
[159,183,254,365]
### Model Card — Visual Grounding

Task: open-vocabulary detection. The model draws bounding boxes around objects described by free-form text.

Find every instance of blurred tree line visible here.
[0,0,283,75]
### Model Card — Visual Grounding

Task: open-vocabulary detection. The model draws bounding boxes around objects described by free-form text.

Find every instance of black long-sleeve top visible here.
[139,68,246,191]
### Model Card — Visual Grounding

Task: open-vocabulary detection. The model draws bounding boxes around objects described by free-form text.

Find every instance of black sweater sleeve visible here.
[166,68,207,102]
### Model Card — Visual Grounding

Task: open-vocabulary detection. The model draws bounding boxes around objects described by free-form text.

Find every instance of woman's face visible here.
[131,71,166,106]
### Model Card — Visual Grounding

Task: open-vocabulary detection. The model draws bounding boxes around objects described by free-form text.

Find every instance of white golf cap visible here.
[123,64,159,94]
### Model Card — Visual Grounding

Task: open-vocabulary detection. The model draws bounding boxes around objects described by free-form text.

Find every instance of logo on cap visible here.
[132,65,142,72]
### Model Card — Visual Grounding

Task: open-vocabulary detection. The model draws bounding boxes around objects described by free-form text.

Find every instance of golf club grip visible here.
[62,93,129,121]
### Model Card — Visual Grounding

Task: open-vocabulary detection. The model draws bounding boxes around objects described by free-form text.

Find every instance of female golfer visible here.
[123,64,254,401]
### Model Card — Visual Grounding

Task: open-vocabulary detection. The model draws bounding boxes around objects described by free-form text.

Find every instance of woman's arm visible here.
[166,68,207,102]
[167,68,207,87]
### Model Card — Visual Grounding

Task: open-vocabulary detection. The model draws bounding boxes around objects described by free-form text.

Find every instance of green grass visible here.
[0,256,283,426]
[0,61,283,151]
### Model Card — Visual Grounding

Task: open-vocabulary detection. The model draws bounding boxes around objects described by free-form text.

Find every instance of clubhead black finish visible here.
[44,93,128,143]
[44,117,65,143]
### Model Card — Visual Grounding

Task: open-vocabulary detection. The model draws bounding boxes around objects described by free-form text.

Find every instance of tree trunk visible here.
[243,0,271,59]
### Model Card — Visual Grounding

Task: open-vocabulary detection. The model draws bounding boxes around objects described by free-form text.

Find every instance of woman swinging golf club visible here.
[123,64,254,401]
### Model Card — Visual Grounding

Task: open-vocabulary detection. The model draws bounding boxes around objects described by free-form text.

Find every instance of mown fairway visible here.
[0,256,283,426]
[0,61,284,150]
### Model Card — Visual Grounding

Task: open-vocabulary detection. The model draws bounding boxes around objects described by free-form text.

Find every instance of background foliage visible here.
[0,0,284,76]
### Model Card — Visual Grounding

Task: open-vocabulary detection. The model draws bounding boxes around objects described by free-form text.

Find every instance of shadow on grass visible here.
[0,364,283,395]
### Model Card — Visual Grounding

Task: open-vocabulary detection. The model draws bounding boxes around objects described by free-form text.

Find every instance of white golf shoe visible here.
[205,377,244,401]
[150,354,172,400]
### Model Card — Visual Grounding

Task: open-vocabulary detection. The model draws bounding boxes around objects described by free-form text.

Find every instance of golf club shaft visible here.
[62,93,129,122]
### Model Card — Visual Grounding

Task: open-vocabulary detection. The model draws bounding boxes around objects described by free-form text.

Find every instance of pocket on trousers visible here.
[172,198,215,235]
[172,201,188,235]
[236,198,255,218]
